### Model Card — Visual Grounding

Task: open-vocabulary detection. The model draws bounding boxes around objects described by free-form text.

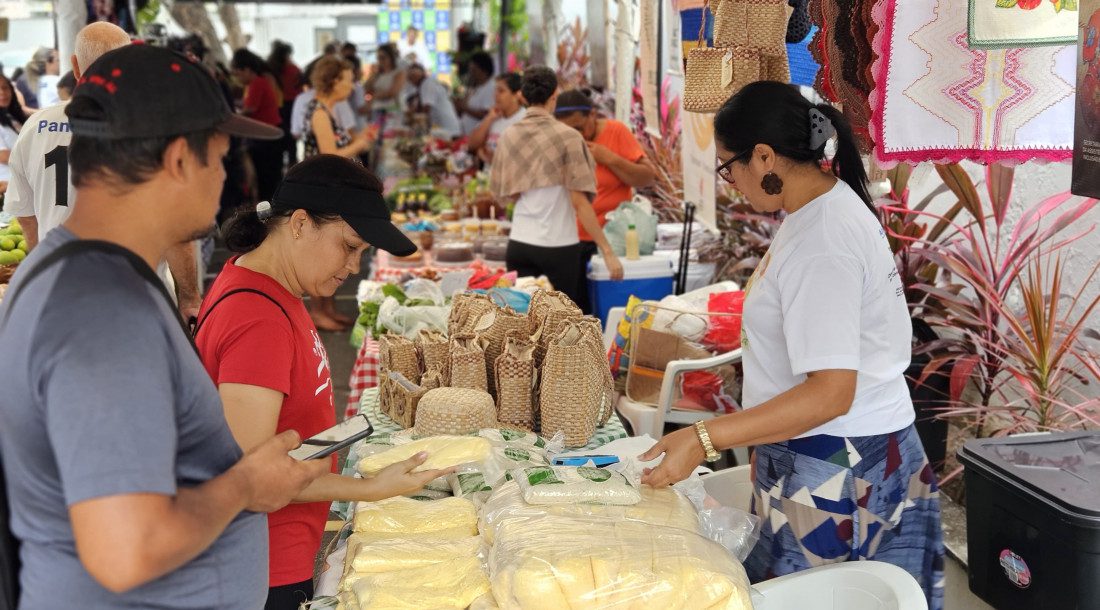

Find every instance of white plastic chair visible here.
[752,561,929,610]
[700,465,754,511]
[612,282,750,466]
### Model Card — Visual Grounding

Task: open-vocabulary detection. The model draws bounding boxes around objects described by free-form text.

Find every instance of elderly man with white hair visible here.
[3,22,204,321]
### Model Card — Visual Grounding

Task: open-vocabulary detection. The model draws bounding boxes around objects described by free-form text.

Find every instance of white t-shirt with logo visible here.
[0,123,18,182]
[5,103,76,238]
[5,102,176,296]
[740,180,914,438]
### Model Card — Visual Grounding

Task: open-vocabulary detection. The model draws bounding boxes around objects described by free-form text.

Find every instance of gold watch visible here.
[694,421,721,463]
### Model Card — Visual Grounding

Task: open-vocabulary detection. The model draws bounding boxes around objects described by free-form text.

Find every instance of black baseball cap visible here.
[270,181,417,257]
[67,44,282,140]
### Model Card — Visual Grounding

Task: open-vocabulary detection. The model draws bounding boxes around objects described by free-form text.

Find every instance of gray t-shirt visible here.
[0,227,267,609]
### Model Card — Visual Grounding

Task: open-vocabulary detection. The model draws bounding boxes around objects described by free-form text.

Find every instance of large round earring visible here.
[761,172,784,195]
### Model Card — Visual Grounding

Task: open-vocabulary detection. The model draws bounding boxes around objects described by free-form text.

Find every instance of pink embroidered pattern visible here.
[870,0,1074,167]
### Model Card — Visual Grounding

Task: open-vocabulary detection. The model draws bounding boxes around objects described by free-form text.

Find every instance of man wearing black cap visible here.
[0,45,330,609]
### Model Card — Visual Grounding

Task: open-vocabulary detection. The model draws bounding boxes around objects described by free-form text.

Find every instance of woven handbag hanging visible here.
[683,0,762,113]
[449,332,489,392]
[713,0,793,84]
[494,331,538,431]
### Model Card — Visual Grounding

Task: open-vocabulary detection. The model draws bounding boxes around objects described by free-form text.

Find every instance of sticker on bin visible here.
[999,549,1032,589]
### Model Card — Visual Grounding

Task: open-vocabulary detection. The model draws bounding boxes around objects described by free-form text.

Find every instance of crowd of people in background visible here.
[1,24,656,318]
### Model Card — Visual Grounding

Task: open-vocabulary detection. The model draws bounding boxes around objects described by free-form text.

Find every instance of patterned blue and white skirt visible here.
[745,424,945,610]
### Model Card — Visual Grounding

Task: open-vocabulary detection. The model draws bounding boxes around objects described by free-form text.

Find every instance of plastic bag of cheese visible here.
[489,516,754,610]
[356,435,491,476]
[351,496,478,541]
[342,535,482,582]
[448,430,556,503]
[478,480,698,544]
[511,466,642,506]
[342,556,490,610]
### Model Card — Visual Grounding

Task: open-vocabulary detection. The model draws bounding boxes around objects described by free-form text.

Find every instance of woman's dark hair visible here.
[520,66,557,106]
[554,88,594,118]
[230,48,272,76]
[311,56,353,95]
[377,43,400,71]
[222,154,384,253]
[268,40,293,76]
[57,71,76,94]
[714,81,874,215]
[67,95,214,189]
[0,74,28,130]
[496,72,522,93]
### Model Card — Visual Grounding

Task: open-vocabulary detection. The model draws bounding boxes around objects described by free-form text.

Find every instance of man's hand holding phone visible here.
[232,430,330,513]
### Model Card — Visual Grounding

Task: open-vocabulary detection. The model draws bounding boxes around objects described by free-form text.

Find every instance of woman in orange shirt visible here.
[555,89,656,313]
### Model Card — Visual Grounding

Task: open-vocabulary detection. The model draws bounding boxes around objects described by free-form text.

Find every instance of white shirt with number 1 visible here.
[4,103,75,240]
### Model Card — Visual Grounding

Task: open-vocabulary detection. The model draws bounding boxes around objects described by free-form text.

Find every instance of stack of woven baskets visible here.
[377,290,615,447]
[684,0,793,113]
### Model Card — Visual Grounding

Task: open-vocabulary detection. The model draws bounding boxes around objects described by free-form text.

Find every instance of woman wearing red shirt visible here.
[196,155,449,610]
[555,89,656,313]
[231,49,286,202]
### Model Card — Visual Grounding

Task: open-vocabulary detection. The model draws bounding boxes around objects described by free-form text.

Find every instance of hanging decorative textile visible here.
[870,0,1075,167]
[787,25,821,87]
[967,0,1079,50]
[809,0,879,153]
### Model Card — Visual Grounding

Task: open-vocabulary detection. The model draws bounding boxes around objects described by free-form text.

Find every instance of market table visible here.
[330,387,630,521]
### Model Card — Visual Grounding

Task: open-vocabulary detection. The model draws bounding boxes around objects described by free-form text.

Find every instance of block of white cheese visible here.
[479,481,699,544]
[512,466,642,506]
[351,496,478,540]
[356,435,491,476]
[346,556,490,610]
[342,534,482,578]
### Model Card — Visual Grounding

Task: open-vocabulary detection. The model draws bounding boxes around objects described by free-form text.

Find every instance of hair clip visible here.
[256,200,273,221]
[808,108,836,150]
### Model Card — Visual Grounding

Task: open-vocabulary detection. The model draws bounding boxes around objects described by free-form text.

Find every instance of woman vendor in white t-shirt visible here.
[640,81,945,610]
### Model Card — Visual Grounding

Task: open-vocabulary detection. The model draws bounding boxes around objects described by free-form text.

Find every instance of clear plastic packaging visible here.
[511,466,642,506]
[449,442,550,504]
[356,435,492,476]
[377,297,449,339]
[672,476,761,562]
[479,480,701,544]
[351,496,478,540]
[488,517,754,610]
[402,278,445,305]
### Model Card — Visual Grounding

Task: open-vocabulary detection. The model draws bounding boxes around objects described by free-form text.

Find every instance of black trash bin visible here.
[958,432,1100,610]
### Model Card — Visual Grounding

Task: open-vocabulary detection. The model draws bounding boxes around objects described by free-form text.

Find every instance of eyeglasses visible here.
[715,155,738,184]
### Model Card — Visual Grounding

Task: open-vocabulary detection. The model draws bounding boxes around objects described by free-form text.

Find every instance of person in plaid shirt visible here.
[490,66,623,306]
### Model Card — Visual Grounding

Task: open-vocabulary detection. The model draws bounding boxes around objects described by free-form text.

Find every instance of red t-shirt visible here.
[279,63,303,104]
[195,257,336,587]
[245,76,283,127]
[578,119,647,242]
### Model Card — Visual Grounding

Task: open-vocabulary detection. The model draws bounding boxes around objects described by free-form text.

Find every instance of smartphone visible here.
[288,414,374,461]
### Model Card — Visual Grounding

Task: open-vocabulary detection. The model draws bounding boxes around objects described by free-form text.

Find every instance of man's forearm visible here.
[165,241,201,311]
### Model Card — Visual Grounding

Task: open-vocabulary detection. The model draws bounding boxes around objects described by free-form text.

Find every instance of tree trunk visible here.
[164,0,227,65]
[217,2,248,51]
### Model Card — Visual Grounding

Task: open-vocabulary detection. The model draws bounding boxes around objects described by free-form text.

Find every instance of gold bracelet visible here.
[694,421,721,463]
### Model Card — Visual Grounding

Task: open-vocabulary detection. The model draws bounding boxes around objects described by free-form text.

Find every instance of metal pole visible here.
[498,0,510,73]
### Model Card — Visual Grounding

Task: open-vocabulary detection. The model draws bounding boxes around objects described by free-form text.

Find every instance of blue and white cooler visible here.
[587,255,675,325]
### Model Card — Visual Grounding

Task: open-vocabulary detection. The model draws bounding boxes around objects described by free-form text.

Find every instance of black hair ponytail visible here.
[811,103,875,216]
[714,81,877,219]
[221,205,274,253]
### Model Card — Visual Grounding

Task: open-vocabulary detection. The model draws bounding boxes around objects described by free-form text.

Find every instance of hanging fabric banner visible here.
[681,111,717,231]
[665,0,685,75]
[1072,2,1100,197]
[640,0,661,135]
[968,0,1079,50]
[871,0,1075,167]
